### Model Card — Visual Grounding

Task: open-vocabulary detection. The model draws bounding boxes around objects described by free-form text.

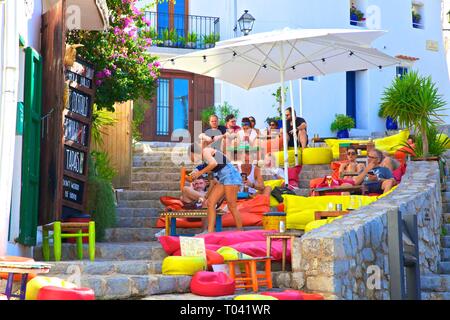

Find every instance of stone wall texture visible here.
[291,161,442,300]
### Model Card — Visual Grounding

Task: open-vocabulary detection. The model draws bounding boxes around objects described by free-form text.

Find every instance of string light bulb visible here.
[171,59,175,65]
[203,55,207,63]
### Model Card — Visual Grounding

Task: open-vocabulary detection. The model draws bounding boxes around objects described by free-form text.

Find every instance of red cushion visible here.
[159,196,184,210]
[261,289,304,300]
[190,271,235,297]
[158,236,182,255]
[37,286,95,300]
[299,291,325,300]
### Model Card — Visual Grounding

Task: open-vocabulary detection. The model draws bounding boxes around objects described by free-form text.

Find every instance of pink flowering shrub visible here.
[67,0,165,111]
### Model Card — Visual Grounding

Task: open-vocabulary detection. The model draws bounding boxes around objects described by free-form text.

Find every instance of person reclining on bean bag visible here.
[338,147,366,181]
[236,152,272,196]
[180,176,209,209]
[343,149,396,195]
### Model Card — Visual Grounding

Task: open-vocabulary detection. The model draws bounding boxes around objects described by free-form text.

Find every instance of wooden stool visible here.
[160,210,224,236]
[226,257,272,292]
[265,232,303,271]
[42,221,95,261]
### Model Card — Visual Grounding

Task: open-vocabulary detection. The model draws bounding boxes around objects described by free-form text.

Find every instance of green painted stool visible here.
[42,222,95,262]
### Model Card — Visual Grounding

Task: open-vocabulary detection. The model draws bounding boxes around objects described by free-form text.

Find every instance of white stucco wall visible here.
[150,0,450,137]
[443,0,450,81]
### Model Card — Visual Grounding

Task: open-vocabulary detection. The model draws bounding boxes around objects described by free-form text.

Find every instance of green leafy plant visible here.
[169,29,178,43]
[67,0,163,111]
[379,71,447,157]
[132,98,151,143]
[178,36,186,46]
[330,114,355,132]
[350,5,365,21]
[86,151,117,241]
[91,104,118,146]
[272,86,288,117]
[265,116,281,126]
[412,11,421,23]
[162,28,170,41]
[187,32,198,43]
[401,125,450,158]
[203,33,220,46]
[201,102,240,126]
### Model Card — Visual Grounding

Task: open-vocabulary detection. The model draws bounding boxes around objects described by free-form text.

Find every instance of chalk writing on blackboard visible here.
[64,146,85,175]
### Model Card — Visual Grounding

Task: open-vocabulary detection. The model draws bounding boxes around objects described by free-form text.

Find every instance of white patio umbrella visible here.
[160,28,399,183]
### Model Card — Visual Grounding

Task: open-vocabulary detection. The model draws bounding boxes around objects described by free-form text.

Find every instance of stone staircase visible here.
[32,143,310,300]
[421,153,450,300]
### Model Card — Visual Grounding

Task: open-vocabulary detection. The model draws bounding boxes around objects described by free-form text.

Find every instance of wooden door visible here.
[92,102,133,189]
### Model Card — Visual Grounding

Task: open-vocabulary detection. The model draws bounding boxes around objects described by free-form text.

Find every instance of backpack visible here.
[271,186,296,203]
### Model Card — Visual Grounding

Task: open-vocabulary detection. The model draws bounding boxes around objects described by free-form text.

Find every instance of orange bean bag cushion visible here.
[190,271,235,297]
[156,195,270,228]
[0,256,36,282]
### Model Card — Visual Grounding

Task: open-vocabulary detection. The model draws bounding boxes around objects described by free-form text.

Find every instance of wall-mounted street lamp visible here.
[237,10,255,36]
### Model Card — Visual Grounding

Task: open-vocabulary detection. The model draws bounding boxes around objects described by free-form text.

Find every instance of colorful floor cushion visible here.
[37,286,95,300]
[217,247,252,261]
[162,256,206,275]
[283,194,377,230]
[172,249,224,270]
[234,294,278,300]
[261,290,304,300]
[190,271,235,297]
[264,179,285,207]
[156,195,270,228]
[26,276,78,300]
[302,147,333,165]
[272,148,301,168]
[325,129,410,159]
[304,217,342,233]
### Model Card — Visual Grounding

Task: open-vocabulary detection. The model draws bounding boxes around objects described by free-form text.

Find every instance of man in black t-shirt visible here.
[284,108,308,149]
[199,114,227,150]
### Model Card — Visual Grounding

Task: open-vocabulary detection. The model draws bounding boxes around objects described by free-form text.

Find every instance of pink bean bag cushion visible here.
[159,230,290,261]
[190,271,235,297]
[261,290,304,300]
[37,286,95,300]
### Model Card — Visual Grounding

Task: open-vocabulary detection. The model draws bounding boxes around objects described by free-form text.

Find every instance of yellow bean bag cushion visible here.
[264,179,285,207]
[26,276,78,300]
[272,148,301,168]
[162,256,206,275]
[217,247,252,261]
[304,216,343,233]
[234,294,278,300]
[376,185,398,199]
[325,130,410,159]
[283,195,377,230]
[302,147,333,165]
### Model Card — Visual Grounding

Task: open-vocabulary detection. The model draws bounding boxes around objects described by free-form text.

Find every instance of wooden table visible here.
[264,231,303,271]
[160,210,225,236]
[313,185,364,196]
[314,210,350,220]
[226,257,272,292]
[0,262,51,300]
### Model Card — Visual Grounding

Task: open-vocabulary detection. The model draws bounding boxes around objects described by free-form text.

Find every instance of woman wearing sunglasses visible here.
[237,117,258,147]
[338,147,365,181]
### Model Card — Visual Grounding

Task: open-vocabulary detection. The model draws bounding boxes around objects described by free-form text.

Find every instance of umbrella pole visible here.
[289,80,299,166]
[280,46,289,184]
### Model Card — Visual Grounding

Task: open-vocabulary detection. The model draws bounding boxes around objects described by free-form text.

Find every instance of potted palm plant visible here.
[350,5,365,26]
[412,11,421,27]
[162,28,172,47]
[186,32,198,49]
[203,33,220,49]
[330,114,355,138]
[379,71,447,158]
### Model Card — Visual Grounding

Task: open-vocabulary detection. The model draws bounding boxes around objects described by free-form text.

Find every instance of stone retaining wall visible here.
[290,161,442,300]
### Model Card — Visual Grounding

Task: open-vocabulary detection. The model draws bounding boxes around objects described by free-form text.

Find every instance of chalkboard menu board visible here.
[60,57,95,215]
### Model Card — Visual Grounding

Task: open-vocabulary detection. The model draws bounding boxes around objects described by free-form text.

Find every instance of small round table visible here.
[0,262,51,300]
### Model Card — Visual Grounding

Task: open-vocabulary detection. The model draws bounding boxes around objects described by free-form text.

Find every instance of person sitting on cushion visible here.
[262,153,285,180]
[236,152,272,196]
[338,147,365,180]
[350,149,396,194]
[180,177,208,208]
[237,117,258,147]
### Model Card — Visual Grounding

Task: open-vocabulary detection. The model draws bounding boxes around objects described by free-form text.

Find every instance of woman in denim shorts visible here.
[189,142,242,233]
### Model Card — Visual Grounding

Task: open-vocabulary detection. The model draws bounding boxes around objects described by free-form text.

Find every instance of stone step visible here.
[443,213,450,224]
[442,203,450,213]
[116,208,160,218]
[117,191,181,201]
[116,216,160,228]
[131,172,181,182]
[441,192,450,202]
[439,262,450,274]
[133,166,195,173]
[421,291,450,300]
[442,236,450,248]
[421,274,450,292]
[441,248,450,261]
[117,200,164,209]
[46,273,192,300]
[131,182,180,192]
[47,260,162,276]
[34,241,167,261]
[444,224,450,235]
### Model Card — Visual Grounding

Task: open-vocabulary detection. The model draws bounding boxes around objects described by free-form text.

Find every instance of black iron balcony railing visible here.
[144,11,220,50]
